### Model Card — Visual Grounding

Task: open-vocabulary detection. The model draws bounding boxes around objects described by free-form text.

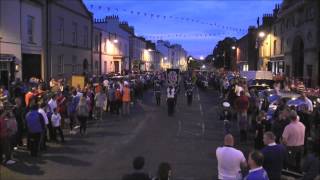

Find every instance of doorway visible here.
[114,61,119,73]
[22,54,41,81]
[0,70,8,87]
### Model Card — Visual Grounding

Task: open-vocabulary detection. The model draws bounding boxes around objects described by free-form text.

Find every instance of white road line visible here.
[199,104,204,116]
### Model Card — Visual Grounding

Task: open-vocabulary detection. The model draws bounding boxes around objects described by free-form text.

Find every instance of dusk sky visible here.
[84,0,282,58]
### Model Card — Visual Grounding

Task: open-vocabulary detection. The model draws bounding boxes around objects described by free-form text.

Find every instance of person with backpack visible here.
[76,96,89,136]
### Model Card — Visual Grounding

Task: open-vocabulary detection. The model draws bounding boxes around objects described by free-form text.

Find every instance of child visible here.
[220,102,232,134]
[51,108,65,143]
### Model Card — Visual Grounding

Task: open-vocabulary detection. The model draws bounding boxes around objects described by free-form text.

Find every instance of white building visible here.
[156,40,187,71]
[94,16,130,74]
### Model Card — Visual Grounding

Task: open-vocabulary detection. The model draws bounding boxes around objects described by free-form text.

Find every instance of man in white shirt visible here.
[48,94,57,113]
[216,134,247,180]
[301,92,313,112]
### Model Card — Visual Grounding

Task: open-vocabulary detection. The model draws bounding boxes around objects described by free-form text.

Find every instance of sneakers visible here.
[5,160,16,165]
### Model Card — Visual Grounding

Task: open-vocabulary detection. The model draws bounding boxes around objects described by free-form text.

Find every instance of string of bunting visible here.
[89,4,246,33]
[143,32,233,40]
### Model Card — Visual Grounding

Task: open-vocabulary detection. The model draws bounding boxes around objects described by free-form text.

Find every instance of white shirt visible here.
[48,99,57,112]
[304,97,313,112]
[103,80,109,87]
[38,108,49,125]
[51,113,61,127]
[167,88,175,98]
[248,166,263,173]
[216,146,246,180]
[235,85,244,96]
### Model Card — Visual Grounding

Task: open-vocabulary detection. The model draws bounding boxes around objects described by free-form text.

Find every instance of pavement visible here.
[0,86,252,180]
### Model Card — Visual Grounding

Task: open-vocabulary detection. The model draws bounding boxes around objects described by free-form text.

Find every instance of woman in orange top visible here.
[122,82,131,115]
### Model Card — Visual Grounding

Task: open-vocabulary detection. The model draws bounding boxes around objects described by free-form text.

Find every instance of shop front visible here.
[0,54,17,87]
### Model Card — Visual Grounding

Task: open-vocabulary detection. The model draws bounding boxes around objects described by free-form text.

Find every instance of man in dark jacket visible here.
[25,103,44,157]
[122,156,151,180]
[261,131,287,180]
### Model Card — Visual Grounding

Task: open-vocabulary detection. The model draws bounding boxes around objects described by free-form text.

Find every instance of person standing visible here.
[254,112,266,150]
[216,134,247,180]
[167,86,175,116]
[0,109,16,165]
[38,103,49,150]
[282,110,305,172]
[94,89,106,120]
[13,97,26,147]
[48,94,57,113]
[154,82,161,106]
[261,132,287,180]
[67,90,78,134]
[245,151,269,180]
[76,97,89,136]
[122,82,131,116]
[235,91,250,142]
[186,84,193,106]
[115,85,122,115]
[51,108,64,143]
[25,103,44,157]
[107,84,116,114]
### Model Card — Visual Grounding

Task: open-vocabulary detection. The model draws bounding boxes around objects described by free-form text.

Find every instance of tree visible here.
[212,37,237,70]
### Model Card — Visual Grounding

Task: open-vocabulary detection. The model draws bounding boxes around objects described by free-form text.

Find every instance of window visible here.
[58,17,64,42]
[83,26,88,48]
[27,16,34,43]
[72,56,77,73]
[280,38,284,54]
[58,55,64,74]
[104,61,107,73]
[94,34,99,52]
[72,22,77,45]
[104,38,107,52]
[273,40,277,55]
[95,61,98,69]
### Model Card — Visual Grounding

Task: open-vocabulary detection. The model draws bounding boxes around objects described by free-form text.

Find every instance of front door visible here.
[114,61,119,73]
[22,54,41,81]
[0,70,9,87]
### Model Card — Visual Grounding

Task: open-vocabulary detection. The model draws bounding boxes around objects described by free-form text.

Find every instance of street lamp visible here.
[113,39,118,43]
[259,31,266,38]
[148,49,153,52]
[200,56,204,60]
[212,57,215,61]
[231,46,236,50]
[202,65,206,69]
[164,57,168,60]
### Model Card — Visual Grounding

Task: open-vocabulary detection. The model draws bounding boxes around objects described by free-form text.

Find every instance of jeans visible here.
[78,116,87,135]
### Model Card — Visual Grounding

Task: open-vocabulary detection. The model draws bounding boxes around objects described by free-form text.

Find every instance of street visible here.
[1,87,249,180]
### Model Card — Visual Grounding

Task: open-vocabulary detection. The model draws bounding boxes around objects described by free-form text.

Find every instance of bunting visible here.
[88,5,246,33]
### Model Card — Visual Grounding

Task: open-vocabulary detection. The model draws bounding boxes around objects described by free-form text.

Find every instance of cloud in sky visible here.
[84,0,282,58]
